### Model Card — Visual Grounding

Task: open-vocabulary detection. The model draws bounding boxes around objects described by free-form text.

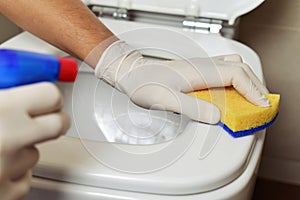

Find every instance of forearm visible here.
[0,0,117,67]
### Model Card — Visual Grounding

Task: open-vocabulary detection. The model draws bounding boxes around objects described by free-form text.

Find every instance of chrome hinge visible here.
[89,5,129,20]
[182,16,223,34]
[113,8,129,20]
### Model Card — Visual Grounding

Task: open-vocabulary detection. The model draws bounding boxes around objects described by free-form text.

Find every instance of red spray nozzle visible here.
[58,57,78,82]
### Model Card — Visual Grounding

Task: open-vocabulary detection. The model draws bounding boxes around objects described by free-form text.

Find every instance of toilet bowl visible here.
[1,0,267,199]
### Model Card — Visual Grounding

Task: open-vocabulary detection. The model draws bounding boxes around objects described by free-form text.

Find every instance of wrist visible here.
[94,40,143,89]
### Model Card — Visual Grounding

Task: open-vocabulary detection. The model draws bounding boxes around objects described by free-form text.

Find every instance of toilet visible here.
[1,0,267,199]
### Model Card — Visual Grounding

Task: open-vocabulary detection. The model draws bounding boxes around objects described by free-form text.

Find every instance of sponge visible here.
[189,87,280,137]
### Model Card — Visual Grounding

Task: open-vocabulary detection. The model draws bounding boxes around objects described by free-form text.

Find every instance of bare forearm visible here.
[0,0,116,67]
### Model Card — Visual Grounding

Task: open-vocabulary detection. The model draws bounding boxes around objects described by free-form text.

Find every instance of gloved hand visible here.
[95,40,270,124]
[0,82,70,200]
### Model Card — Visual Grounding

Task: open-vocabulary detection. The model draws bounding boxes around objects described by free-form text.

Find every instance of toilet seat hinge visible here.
[182,16,223,34]
[88,4,236,38]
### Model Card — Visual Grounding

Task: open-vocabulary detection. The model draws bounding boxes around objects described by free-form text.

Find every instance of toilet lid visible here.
[87,0,264,24]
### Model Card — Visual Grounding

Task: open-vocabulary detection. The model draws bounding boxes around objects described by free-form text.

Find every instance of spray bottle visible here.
[0,49,78,88]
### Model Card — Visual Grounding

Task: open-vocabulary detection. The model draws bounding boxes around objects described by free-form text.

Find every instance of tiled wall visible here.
[0,14,22,43]
[238,0,300,184]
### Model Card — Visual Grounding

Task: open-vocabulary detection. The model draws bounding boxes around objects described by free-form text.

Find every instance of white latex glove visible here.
[95,40,270,124]
[0,82,70,200]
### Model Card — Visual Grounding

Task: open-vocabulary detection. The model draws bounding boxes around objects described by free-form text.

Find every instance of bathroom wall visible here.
[238,0,300,185]
[0,14,22,43]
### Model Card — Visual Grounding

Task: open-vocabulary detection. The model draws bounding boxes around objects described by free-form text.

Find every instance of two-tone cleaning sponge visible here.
[189,87,280,137]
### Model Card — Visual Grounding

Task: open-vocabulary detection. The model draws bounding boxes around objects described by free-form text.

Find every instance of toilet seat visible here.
[0,0,266,199]
[2,29,262,195]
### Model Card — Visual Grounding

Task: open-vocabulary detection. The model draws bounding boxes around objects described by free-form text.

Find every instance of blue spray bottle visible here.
[0,49,78,89]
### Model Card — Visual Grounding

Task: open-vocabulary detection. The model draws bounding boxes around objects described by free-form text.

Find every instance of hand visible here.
[0,82,70,200]
[95,41,270,124]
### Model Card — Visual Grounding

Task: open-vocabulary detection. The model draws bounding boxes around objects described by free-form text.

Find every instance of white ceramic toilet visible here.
[1,0,267,199]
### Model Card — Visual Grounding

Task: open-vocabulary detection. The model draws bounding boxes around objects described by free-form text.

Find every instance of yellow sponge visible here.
[189,87,280,137]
